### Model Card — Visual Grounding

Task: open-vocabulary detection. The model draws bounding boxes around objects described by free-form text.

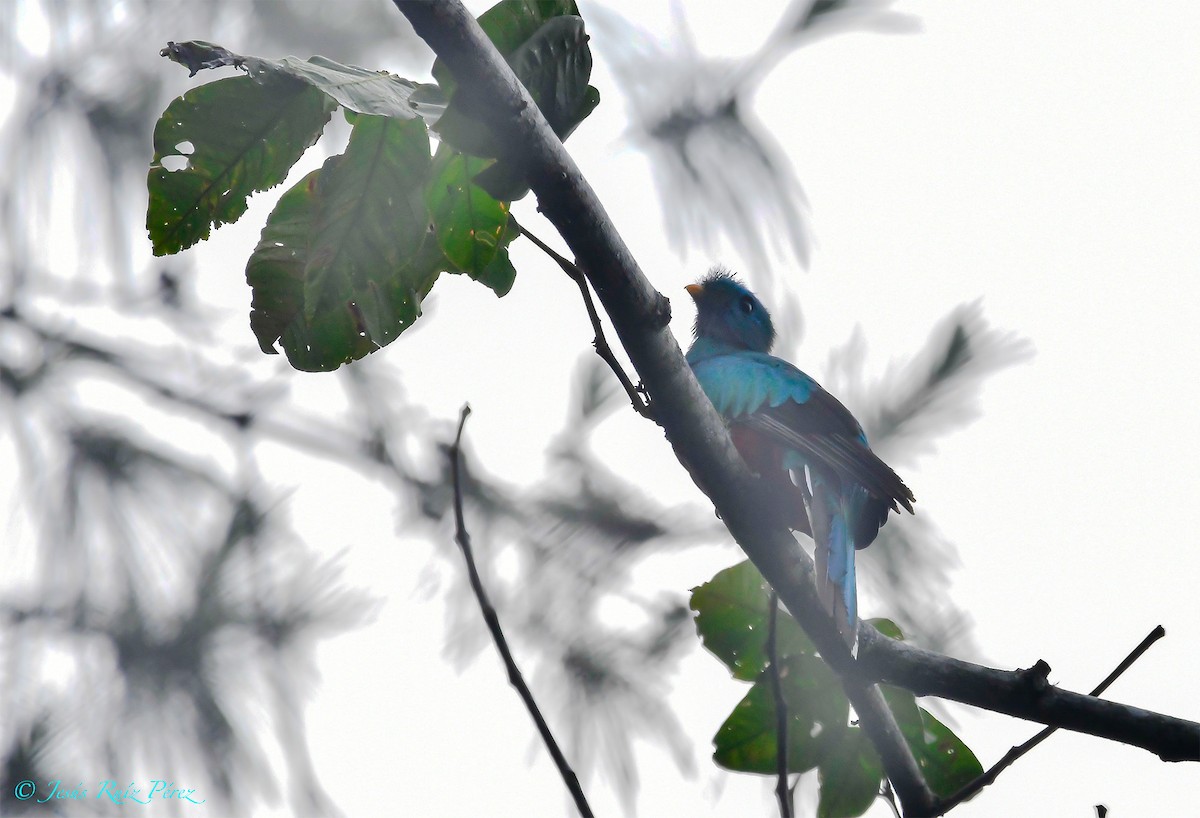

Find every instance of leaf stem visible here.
[512,217,652,419]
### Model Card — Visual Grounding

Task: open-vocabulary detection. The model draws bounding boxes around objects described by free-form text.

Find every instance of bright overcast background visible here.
[4,1,1199,817]
[303,1,1200,816]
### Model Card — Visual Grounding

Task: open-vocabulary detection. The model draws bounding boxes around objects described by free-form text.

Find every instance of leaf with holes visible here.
[147,74,336,255]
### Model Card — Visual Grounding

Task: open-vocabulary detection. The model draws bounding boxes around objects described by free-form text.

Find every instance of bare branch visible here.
[930,626,1168,813]
[767,592,792,818]
[448,405,595,818]
[856,625,1198,764]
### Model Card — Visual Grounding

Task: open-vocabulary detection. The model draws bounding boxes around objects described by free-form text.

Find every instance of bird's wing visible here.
[692,352,915,514]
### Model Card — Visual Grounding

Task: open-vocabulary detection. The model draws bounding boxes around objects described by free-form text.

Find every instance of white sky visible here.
[37,0,1196,816]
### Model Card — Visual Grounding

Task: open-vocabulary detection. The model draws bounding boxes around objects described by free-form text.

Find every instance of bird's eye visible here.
[739,296,755,315]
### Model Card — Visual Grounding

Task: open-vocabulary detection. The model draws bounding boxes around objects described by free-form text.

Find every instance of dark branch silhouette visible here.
[767,592,792,818]
[448,405,595,818]
[856,625,1197,763]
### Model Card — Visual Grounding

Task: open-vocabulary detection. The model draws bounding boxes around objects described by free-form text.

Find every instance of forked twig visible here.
[934,625,1167,814]
[449,405,595,818]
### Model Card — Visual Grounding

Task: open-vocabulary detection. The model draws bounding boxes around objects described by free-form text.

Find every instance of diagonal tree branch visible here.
[856,625,1198,763]
[449,404,595,818]
[395,1,936,813]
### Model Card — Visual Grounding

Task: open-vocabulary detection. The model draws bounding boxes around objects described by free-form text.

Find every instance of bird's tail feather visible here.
[804,479,857,646]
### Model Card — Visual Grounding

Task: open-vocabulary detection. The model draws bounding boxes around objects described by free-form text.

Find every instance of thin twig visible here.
[767,591,792,818]
[449,404,596,818]
[933,625,1167,815]
[513,218,652,419]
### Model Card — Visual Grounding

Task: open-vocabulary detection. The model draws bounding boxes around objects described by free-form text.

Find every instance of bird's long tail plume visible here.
[802,472,857,646]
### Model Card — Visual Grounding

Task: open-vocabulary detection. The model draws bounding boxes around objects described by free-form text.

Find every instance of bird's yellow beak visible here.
[685,283,704,300]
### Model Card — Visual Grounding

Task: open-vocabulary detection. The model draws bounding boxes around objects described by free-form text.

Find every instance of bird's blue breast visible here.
[687,351,817,420]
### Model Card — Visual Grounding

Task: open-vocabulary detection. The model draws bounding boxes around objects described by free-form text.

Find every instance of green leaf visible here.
[246,116,441,372]
[817,727,884,818]
[474,246,517,296]
[305,115,432,329]
[509,15,593,133]
[470,217,519,296]
[691,560,815,681]
[426,152,510,276]
[713,654,848,774]
[161,41,437,123]
[910,709,983,797]
[866,618,905,641]
[435,15,594,159]
[245,170,371,371]
[264,56,432,120]
[147,74,336,255]
[431,0,580,91]
[881,686,983,797]
[880,685,924,737]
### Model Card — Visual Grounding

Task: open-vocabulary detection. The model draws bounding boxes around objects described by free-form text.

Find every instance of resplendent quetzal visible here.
[685,269,915,643]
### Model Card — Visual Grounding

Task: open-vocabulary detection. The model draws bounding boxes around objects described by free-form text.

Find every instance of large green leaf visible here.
[246,116,441,371]
[713,654,848,774]
[431,0,580,91]
[161,41,437,123]
[817,727,884,818]
[147,74,336,256]
[303,115,431,321]
[691,560,815,682]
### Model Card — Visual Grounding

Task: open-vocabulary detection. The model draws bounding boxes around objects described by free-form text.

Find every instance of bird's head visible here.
[686,268,775,353]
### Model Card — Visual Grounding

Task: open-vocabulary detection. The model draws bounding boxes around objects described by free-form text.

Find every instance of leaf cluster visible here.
[147,0,599,371]
[691,561,983,816]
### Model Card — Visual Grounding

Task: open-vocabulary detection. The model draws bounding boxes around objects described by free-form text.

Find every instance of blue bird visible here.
[685,269,914,643]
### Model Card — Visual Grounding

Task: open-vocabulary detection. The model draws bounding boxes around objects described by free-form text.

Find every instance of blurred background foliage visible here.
[0,0,1027,815]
